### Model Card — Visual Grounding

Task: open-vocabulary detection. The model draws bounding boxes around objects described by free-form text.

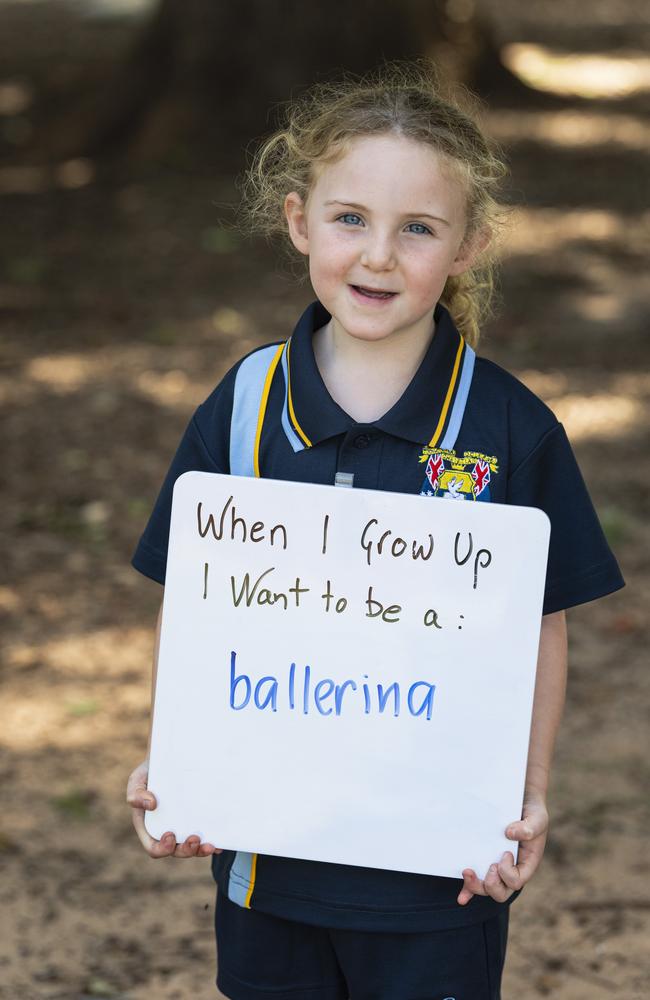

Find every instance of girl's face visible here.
[285,133,484,348]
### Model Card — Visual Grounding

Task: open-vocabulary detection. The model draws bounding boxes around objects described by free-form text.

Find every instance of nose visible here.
[360,229,396,271]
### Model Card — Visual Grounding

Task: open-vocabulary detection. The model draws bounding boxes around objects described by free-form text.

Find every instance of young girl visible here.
[127,63,624,999]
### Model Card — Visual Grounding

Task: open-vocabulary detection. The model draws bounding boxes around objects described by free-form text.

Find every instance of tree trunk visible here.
[60,0,545,165]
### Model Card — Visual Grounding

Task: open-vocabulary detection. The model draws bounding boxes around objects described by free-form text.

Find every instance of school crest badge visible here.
[418,447,499,502]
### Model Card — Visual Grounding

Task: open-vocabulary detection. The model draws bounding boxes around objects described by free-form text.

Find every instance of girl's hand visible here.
[457,791,549,905]
[126,759,222,859]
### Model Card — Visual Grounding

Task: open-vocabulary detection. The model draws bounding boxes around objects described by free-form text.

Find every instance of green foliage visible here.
[15,500,108,548]
[0,830,17,853]
[7,256,47,284]
[127,498,151,520]
[67,699,100,717]
[598,505,632,546]
[143,323,178,345]
[201,225,238,254]
[51,788,95,821]
[85,978,118,997]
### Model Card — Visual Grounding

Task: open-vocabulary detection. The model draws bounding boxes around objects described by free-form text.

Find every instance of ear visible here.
[448,226,491,277]
[284,192,310,255]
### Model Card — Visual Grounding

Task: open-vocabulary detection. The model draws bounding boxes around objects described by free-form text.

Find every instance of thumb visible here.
[506,809,547,842]
[126,762,157,809]
[127,780,157,809]
[137,787,157,810]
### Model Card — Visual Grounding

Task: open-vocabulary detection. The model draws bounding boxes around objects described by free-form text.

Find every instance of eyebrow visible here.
[324,199,451,226]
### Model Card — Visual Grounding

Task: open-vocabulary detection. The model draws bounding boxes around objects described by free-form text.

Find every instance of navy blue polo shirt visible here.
[132,299,624,932]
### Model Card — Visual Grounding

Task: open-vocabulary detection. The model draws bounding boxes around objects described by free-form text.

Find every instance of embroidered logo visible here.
[418,447,499,502]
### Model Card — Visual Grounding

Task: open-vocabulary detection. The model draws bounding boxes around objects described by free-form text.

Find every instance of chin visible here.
[339,322,400,343]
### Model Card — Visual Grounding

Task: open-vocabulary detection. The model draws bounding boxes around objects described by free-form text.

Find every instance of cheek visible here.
[407,253,446,286]
[406,243,460,284]
[310,231,355,278]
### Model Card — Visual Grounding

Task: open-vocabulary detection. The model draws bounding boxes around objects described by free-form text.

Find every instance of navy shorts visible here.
[215,891,509,1000]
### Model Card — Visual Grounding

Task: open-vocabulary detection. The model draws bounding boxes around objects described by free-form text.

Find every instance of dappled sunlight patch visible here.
[515,371,570,397]
[136,368,190,404]
[607,372,650,395]
[0,694,62,751]
[0,79,33,116]
[549,393,641,441]
[56,158,94,190]
[0,159,95,195]
[30,591,78,623]
[0,585,21,612]
[506,207,649,256]
[502,43,650,99]
[0,165,49,195]
[26,354,102,392]
[212,306,248,336]
[572,292,625,323]
[488,109,650,152]
[19,341,228,412]
[6,626,152,678]
[518,371,647,442]
[0,682,150,751]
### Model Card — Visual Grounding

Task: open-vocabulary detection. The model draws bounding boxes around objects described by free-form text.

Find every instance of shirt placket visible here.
[337,427,383,491]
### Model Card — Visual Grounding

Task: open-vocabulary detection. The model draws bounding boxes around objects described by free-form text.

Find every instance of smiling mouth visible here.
[351,285,397,299]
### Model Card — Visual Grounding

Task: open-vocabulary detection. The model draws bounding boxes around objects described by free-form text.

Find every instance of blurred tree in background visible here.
[76,0,533,165]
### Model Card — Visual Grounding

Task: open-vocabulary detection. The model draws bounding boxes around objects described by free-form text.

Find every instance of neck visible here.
[313,316,435,423]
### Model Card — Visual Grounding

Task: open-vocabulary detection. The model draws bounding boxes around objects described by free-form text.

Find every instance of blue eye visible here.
[405,222,432,236]
[338,213,363,226]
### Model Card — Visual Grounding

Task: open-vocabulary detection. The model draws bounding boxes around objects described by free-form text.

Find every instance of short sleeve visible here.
[506,423,624,614]
[131,412,224,585]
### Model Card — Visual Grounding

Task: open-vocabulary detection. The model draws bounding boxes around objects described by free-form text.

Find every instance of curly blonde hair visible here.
[239,61,508,347]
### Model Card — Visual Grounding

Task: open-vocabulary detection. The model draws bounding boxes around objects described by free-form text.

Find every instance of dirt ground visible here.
[1,2,649,998]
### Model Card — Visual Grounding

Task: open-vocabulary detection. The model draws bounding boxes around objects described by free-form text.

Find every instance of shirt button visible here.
[354,433,372,449]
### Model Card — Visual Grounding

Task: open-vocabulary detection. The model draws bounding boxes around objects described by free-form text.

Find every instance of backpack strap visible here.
[437,341,475,452]
[226,851,258,909]
[229,343,284,477]
[227,345,284,908]
[280,338,310,453]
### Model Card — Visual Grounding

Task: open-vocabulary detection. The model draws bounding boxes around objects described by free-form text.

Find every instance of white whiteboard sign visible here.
[146,472,550,880]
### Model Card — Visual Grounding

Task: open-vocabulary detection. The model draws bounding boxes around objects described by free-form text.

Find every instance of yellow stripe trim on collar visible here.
[253,343,284,478]
[244,852,258,908]
[286,338,312,448]
[427,337,464,448]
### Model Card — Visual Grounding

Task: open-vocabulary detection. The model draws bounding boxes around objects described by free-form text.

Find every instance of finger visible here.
[511,841,545,885]
[172,835,201,859]
[498,847,540,891]
[484,863,513,903]
[150,832,178,859]
[457,881,474,906]
[457,868,475,905]
[497,852,523,891]
[458,868,487,904]
[146,830,179,858]
[197,843,222,857]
